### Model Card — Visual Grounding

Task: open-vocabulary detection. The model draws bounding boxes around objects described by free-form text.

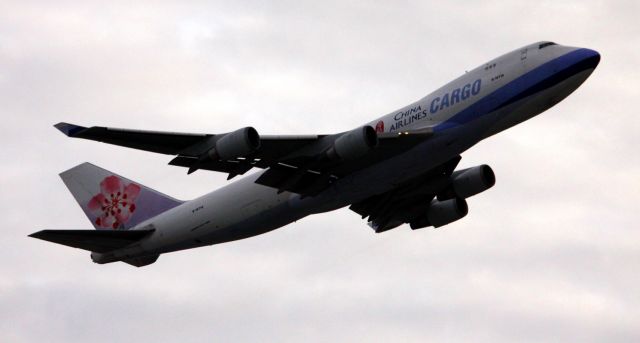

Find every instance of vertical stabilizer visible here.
[60,163,182,230]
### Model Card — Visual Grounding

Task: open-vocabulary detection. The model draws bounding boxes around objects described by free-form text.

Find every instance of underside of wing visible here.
[248,128,435,196]
[55,122,322,157]
[56,122,435,196]
[55,122,323,179]
[350,156,461,232]
[29,229,155,253]
[54,122,210,155]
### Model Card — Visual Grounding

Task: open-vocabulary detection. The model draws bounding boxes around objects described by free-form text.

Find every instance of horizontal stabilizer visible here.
[29,229,154,253]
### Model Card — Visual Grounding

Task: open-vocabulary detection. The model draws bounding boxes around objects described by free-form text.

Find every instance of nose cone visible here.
[581,48,601,70]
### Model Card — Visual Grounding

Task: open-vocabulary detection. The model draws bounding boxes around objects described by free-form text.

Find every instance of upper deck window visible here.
[539,42,557,49]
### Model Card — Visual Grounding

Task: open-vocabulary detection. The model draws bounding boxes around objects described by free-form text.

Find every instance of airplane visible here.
[30,41,600,267]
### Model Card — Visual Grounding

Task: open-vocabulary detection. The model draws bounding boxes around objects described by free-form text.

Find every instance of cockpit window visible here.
[539,42,557,49]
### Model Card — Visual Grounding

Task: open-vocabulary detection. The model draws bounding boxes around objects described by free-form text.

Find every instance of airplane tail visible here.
[60,162,183,230]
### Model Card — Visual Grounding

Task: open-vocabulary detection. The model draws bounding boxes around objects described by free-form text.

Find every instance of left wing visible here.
[350,156,461,232]
[55,122,434,196]
[55,122,320,166]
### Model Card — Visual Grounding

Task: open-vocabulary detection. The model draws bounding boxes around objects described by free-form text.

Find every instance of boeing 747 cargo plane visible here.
[30,42,600,267]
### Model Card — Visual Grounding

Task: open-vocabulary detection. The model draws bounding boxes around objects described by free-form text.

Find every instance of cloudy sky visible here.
[2,1,639,342]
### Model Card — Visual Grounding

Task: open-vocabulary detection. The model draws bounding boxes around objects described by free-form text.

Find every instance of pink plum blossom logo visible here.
[87,175,141,229]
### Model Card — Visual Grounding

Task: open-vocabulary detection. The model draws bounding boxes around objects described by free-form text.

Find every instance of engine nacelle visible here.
[327,126,378,160]
[208,127,261,160]
[451,164,495,199]
[410,198,468,229]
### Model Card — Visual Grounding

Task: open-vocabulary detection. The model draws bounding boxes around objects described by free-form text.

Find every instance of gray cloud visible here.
[1,1,639,342]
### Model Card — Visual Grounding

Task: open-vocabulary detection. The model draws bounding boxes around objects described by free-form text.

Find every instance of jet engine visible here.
[451,164,496,199]
[327,126,378,160]
[207,127,261,160]
[410,198,468,229]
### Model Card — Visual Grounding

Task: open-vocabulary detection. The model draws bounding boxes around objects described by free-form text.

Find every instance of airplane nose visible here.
[581,48,601,69]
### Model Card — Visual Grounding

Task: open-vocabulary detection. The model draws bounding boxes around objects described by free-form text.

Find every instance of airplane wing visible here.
[55,122,434,196]
[29,229,155,253]
[349,156,461,232]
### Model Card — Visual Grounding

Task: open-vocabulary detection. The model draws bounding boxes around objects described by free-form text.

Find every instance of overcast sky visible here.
[1,1,639,342]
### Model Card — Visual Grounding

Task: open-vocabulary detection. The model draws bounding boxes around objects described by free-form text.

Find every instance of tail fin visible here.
[60,163,183,230]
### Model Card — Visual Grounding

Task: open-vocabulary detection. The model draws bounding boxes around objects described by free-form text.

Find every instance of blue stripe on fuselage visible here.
[434,48,599,132]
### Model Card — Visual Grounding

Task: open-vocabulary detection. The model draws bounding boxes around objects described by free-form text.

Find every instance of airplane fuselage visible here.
[91,42,600,264]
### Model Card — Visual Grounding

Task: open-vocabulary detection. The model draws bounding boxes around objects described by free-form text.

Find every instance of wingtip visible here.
[54,122,86,137]
[28,230,46,238]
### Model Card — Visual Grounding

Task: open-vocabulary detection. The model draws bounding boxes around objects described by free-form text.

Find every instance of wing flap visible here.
[122,254,160,267]
[29,229,154,253]
[168,156,254,179]
[254,164,336,196]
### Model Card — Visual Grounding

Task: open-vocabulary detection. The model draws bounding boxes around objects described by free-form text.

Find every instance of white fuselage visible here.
[94,42,600,263]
